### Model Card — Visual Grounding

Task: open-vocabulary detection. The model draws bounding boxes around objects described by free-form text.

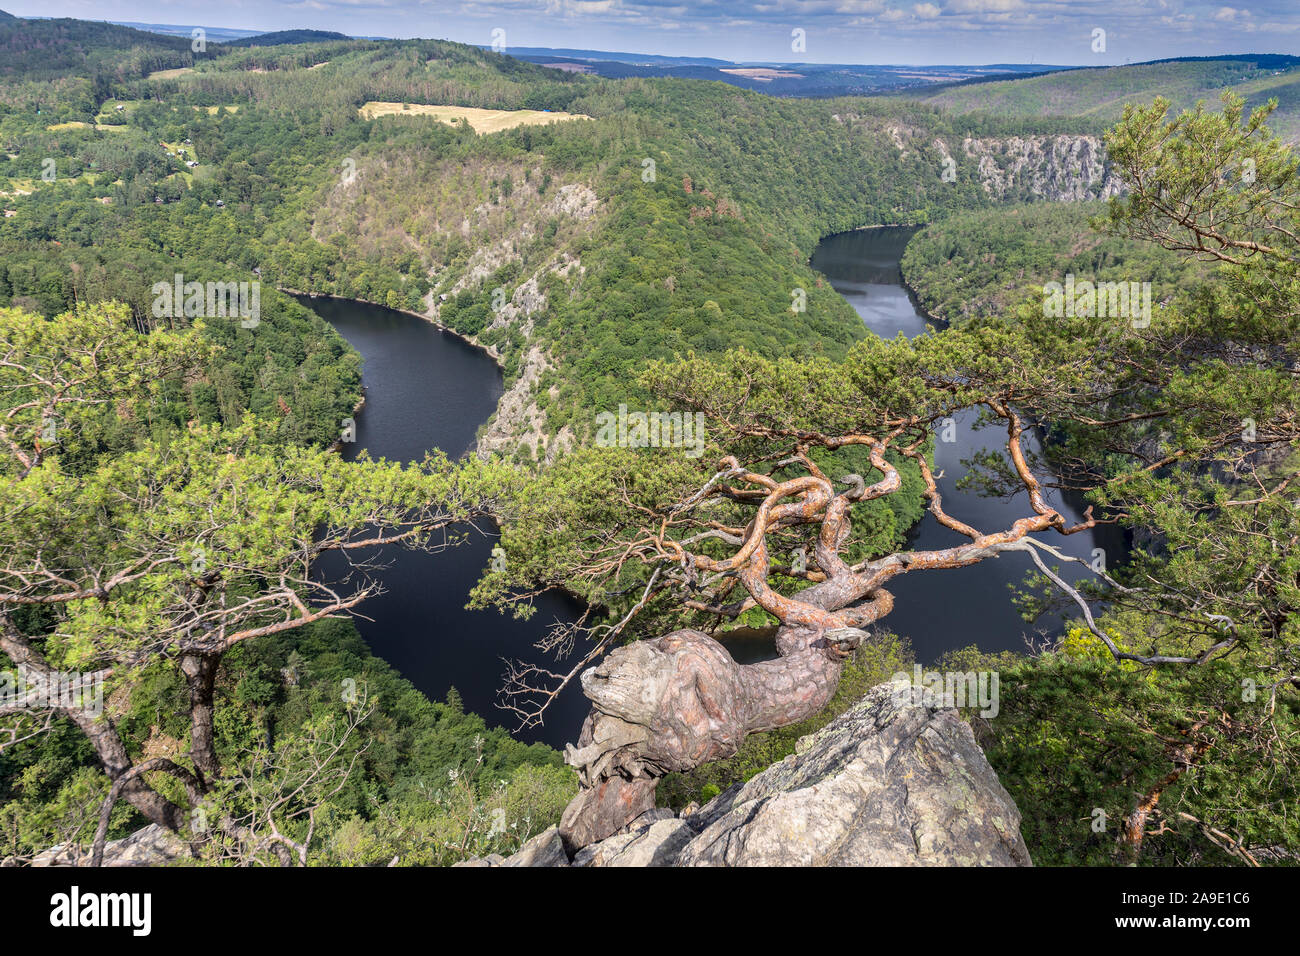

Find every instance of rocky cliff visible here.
[6,824,187,867]
[870,117,1121,203]
[960,134,1122,202]
[463,681,1032,867]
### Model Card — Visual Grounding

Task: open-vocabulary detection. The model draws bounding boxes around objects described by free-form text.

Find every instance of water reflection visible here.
[805,227,1114,660]
[301,295,589,747]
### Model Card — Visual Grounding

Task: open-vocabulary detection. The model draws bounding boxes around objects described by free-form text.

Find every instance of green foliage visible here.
[944,639,1300,866]
[0,302,564,864]
[901,200,1205,325]
[1103,92,1300,342]
[0,616,574,864]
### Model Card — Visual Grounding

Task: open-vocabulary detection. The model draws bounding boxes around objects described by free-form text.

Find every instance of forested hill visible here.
[224,30,353,47]
[0,15,201,81]
[0,18,1116,461]
[900,201,1207,325]
[914,54,1300,140]
[1,13,1297,870]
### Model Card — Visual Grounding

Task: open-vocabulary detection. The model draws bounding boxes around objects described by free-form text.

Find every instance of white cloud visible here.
[834,0,887,13]
[944,0,1024,12]
[913,2,941,17]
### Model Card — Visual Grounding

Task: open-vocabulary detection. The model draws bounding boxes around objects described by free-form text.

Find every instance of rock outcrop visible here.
[6,824,189,868]
[960,134,1122,202]
[473,681,1032,867]
[860,113,1120,202]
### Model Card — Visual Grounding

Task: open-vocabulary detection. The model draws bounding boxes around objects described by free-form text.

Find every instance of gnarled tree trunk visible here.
[558,620,870,852]
[553,426,1093,853]
[180,651,222,779]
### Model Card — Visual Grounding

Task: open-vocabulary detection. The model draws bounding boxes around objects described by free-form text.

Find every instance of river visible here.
[300,296,590,747]
[302,229,1112,748]
[810,226,1117,660]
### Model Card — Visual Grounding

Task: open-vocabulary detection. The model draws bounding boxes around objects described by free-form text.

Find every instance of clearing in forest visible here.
[357,101,591,133]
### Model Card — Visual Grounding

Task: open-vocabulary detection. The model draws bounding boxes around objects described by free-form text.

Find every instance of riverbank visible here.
[282,286,507,368]
[810,225,1107,657]
[325,392,367,454]
[285,286,518,457]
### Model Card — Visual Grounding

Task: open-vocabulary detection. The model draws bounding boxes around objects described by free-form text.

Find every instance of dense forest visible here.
[919,54,1300,141]
[0,14,1296,867]
[900,200,1208,324]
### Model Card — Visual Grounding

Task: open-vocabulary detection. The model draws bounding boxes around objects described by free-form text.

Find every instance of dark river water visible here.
[300,296,589,747]
[810,227,1118,660]
[301,229,1114,747]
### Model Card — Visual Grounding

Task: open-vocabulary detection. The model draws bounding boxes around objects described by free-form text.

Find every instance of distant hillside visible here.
[224,29,352,47]
[0,15,198,83]
[511,53,1069,98]
[499,46,733,67]
[106,20,262,43]
[917,55,1300,140]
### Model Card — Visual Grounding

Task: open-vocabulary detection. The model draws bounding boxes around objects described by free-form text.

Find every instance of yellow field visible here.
[357,101,591,133]
[50,119,128,133]
[148,67,195,80]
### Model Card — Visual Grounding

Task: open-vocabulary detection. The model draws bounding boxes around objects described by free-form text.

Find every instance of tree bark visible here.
[66,707,190,833]
[1,616,189,832]
[180,651,222,780]
[557,622,867,853]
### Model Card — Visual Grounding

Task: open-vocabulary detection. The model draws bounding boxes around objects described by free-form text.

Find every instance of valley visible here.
[0,6,1296,878]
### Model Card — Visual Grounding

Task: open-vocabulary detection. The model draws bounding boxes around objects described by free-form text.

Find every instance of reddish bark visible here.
[556,419,1095,854]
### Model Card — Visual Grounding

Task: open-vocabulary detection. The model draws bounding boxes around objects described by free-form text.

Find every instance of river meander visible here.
[302,229,1115,747]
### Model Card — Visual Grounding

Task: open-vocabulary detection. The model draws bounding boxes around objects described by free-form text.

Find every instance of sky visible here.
[9,0,1300,65]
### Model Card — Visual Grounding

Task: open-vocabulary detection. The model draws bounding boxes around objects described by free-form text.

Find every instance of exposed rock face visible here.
[862,114,1119,203]
[477,682,1032,867]
[454,827,570,868]
[7,824,189,868]
[470,253,584,463]
[473,341,575,464]
[960,134,1122,201]
[574,813,694,867]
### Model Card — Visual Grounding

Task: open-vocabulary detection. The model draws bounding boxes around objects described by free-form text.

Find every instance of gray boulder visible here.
[673,682,1031,866]
[454,825,570,867]
[486,681,1032,867]
[13,824,188,867]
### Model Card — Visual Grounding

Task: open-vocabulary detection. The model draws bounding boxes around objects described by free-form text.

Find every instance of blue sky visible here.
[10,0,1300,64]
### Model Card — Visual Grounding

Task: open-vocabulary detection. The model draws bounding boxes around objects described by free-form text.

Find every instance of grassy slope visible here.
[357,101,592,132]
